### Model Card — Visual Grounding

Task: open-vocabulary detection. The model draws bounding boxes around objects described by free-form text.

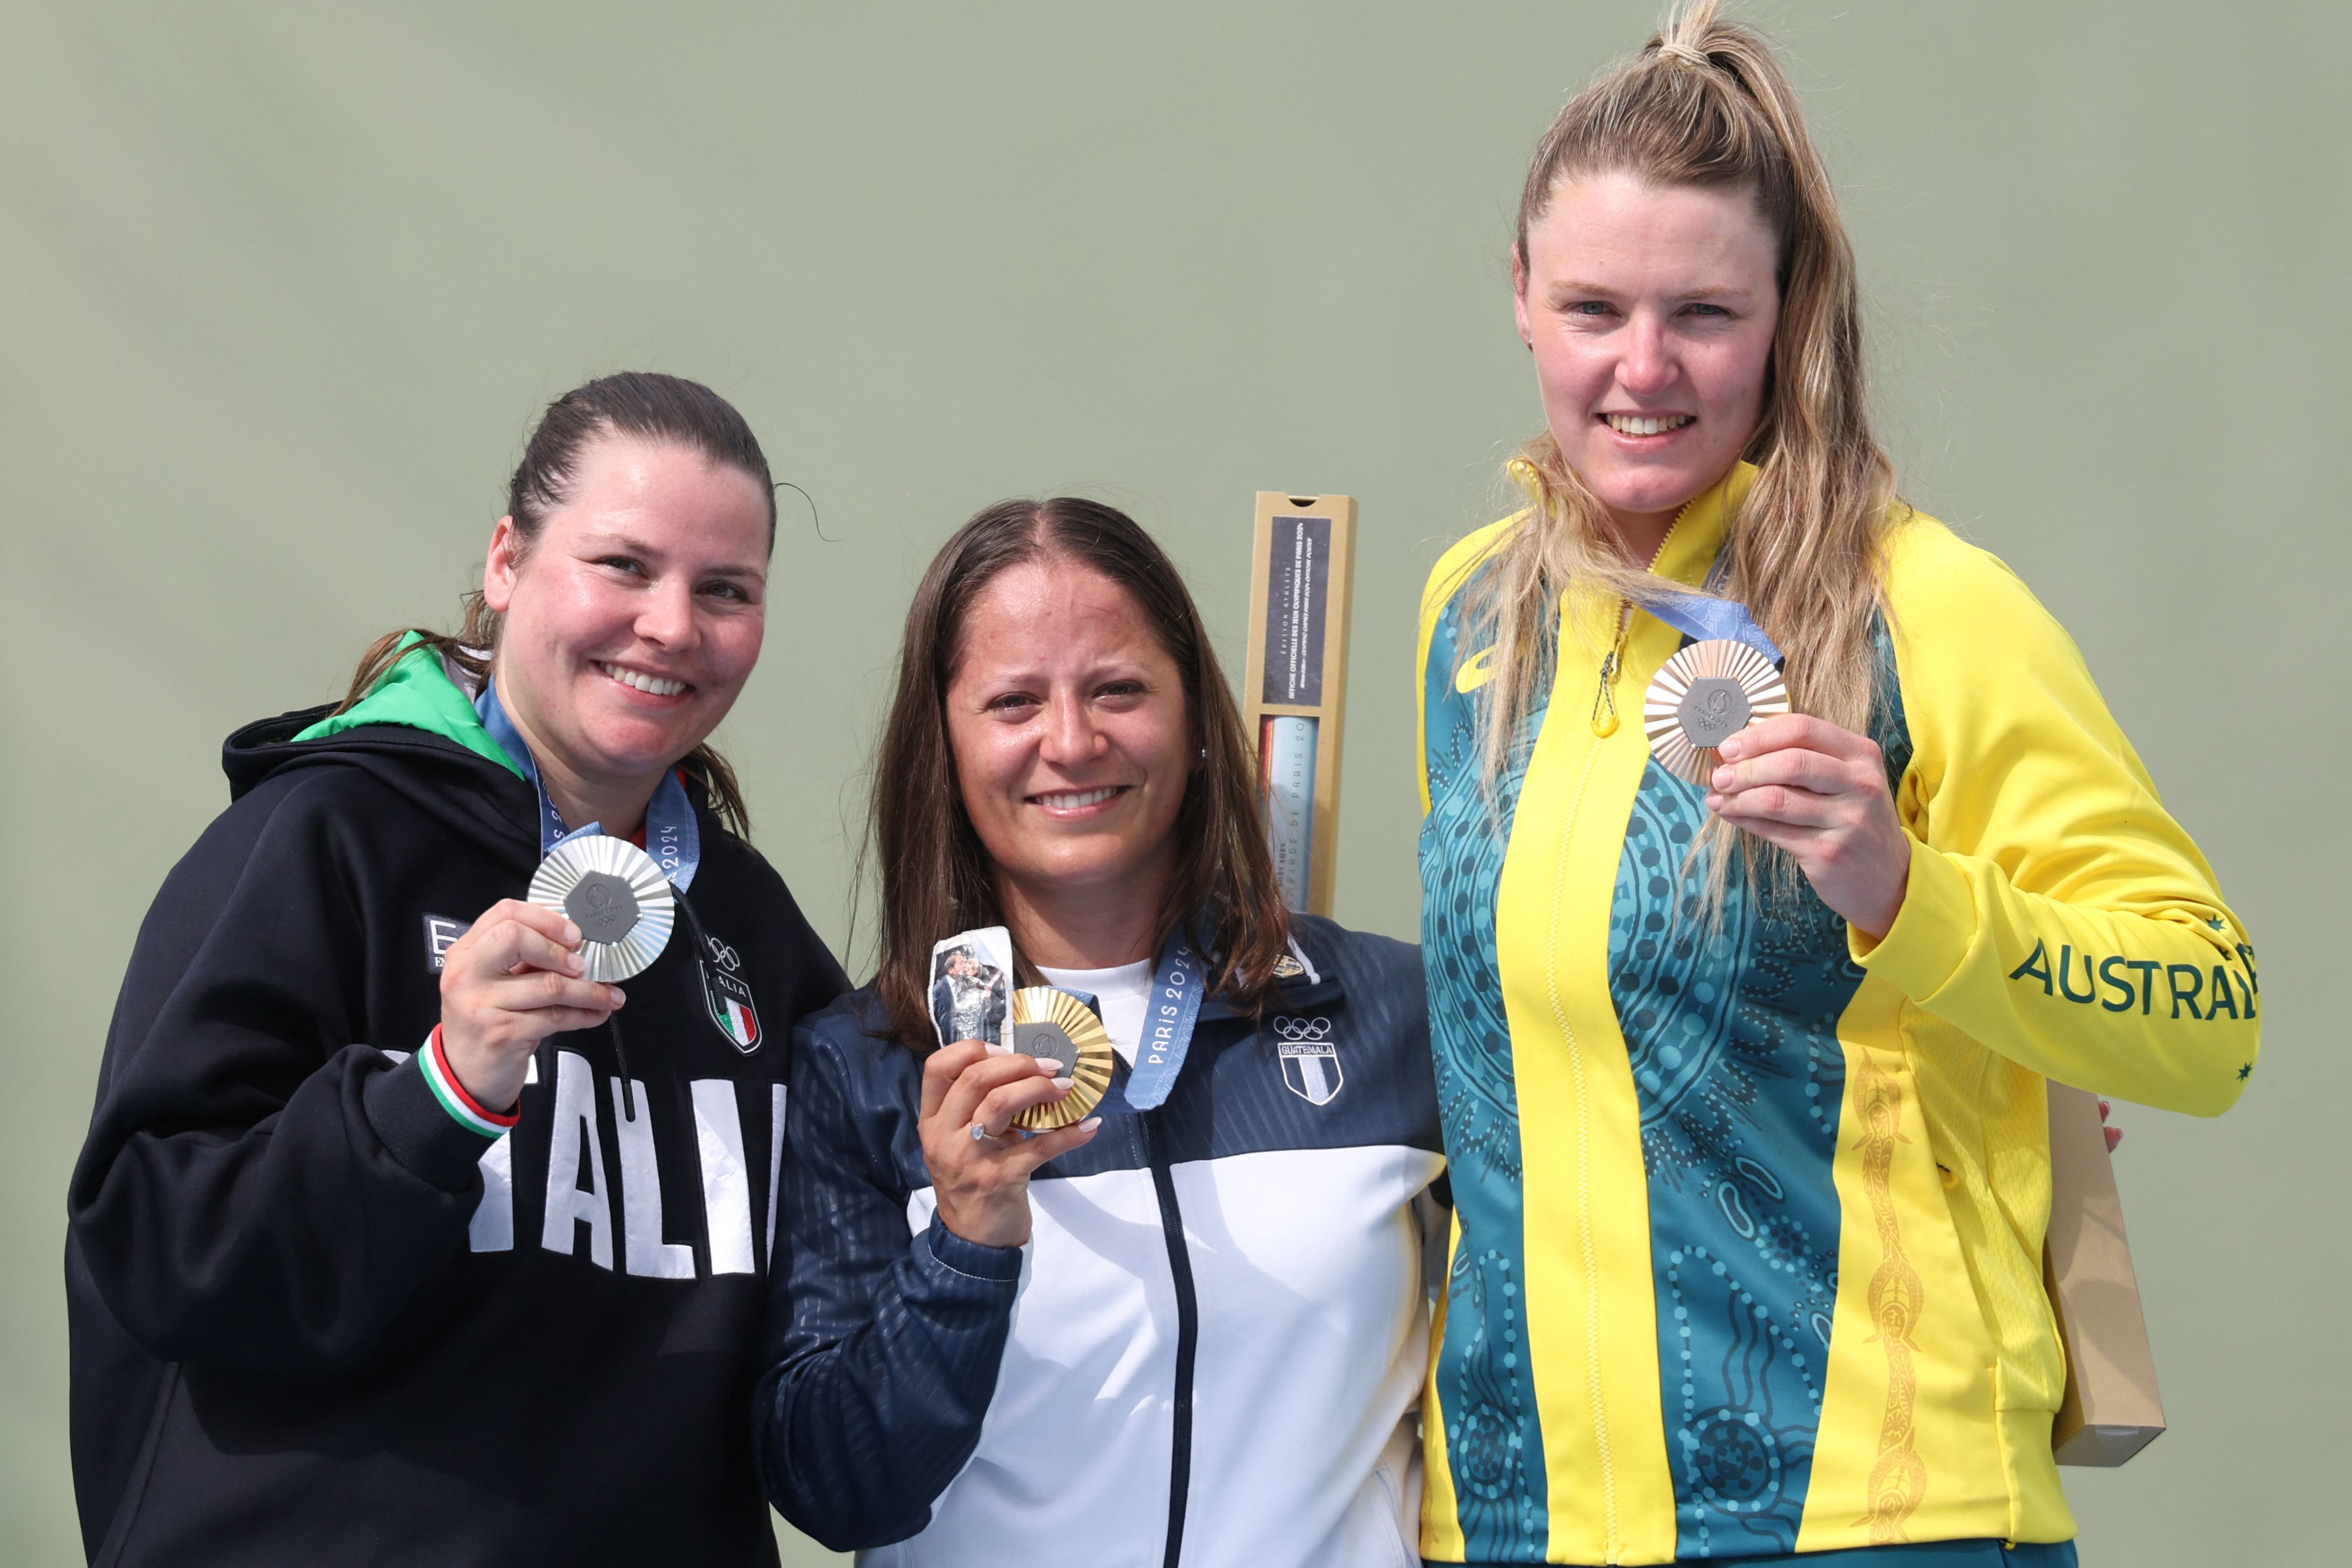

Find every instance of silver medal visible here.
[528,835,675,981]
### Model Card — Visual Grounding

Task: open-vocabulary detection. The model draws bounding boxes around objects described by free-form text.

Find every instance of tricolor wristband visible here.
[419,1024,521,1139]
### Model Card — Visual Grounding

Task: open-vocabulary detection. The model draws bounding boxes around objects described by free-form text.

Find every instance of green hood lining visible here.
[291,633,524,779]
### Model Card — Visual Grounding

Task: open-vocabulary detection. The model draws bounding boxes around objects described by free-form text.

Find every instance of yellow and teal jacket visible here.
[1414,465,2256,1564]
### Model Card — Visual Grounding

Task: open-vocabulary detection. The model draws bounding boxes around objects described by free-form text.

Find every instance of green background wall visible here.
[4,4,2342,1563]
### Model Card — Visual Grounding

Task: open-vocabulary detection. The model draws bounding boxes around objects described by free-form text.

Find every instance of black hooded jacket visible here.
[66,702,843,1566]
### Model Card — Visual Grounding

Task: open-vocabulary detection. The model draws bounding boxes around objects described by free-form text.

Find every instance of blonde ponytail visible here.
[1470,0,1900,863]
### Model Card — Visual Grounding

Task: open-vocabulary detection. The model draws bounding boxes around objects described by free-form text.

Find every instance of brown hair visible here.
[1468,0,1899,800]
[866,497,1290,1051]
[334,372,777,836]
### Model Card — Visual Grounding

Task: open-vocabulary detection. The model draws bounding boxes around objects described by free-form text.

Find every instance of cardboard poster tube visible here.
[1260,715,1317,911]
[1241,493,1355,917]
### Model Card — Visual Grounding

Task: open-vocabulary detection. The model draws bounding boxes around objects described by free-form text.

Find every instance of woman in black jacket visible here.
[67,372,843,1566]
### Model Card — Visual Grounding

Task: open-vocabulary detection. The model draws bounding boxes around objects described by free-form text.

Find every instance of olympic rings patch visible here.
[1272,1016,1341,1104]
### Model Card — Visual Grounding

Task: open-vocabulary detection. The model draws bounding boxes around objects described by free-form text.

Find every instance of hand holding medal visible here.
[452,679,700,1118]
[1638,593,1910,938]
[433,895,629,1119]
[525,834,676,1115]
[916,927,1106,1249]
[1703,711,1913,939]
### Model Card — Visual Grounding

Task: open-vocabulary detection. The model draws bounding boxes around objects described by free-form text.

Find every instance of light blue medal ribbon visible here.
[1639,549,1782,664]
[476,679,701,891]
[1640,584,1783,665]
[1121,928,1208,1112]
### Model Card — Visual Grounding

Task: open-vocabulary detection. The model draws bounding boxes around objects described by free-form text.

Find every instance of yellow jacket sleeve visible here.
[1853,516,2258,1115]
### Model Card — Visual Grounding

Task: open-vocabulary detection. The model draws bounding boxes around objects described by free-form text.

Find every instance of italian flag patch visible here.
[704,961,761,1054]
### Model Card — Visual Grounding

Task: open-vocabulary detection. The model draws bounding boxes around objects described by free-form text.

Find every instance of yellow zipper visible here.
[1588,516,1681,741]
[1539,732,1621,1560]
[1590,609,1633,738]
[1556,505,1687,1562]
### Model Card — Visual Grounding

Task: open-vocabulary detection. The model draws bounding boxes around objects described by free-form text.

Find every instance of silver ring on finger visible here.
[970,1120,993,1142]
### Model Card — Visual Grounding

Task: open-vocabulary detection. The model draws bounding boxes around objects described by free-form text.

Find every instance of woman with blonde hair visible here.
[1415,6,2256,1565]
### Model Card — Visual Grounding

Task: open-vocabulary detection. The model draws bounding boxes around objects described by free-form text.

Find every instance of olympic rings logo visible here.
[1273,1015,1331,1042]
[705,937,741,971]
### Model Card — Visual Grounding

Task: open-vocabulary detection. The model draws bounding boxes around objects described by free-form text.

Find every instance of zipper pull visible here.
[1591,650,1621,737]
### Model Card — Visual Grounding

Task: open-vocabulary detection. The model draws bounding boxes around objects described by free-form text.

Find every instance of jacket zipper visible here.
[1590,609,1633,738]
[1557,518,1685,1563]
[1146,1111,1198,1568]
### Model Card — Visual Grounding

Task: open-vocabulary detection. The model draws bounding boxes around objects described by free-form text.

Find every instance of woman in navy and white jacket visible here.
[754,498,1443,1568]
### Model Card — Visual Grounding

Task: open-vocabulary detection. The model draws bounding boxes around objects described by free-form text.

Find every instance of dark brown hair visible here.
[867,497,1289,1051]
[334,372,777,836]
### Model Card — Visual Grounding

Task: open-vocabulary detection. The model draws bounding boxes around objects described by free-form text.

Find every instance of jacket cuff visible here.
[919,1211,1025,1284]
[1851,835,1976,1002]
[363,1041,503,1193]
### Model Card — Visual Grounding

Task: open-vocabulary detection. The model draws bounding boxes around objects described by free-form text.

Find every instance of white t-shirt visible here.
[1035,958,1154,1064]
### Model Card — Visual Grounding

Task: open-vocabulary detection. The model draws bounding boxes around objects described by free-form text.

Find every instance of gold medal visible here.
[527,834,675,982]
[1642,638,1789,785]
[1006,986,1116,1132]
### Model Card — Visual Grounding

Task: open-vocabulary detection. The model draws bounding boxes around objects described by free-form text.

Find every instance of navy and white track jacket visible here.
[754,916,1445,1568]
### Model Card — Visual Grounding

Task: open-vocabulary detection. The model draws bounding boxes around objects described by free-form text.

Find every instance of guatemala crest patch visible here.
[1273,1014,1341,1105]
[700,935,761,1054]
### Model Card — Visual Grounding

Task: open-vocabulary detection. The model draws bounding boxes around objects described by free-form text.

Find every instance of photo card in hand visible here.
[928,926,1015,1052]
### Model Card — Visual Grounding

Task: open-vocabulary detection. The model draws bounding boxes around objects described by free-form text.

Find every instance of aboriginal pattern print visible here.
[1611,761,1856,1556]
[1420,581,1550,1558]
[1855,627,1924,1543]
[1851,1043,1925,1542]
[1605,627,1914,1559]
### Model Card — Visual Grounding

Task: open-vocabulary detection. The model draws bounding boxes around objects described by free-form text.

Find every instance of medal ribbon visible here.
[1636,549,1782,664]
[1123,927,1207,1111]
[477,679,702,891]
[1639,588,1782,664]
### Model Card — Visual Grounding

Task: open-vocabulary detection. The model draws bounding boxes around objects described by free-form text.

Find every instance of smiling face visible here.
[1515,171,1781,552]
[482,433,771,816]
[945,559,1192,927]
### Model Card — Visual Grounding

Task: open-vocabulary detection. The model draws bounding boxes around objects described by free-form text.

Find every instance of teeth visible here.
[599,662,686,697]
[1036,787,1119,809]
[1606,413,1693,436]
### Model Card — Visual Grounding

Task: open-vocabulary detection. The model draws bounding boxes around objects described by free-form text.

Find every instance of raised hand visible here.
[1707,713,1913,939]
[438,899,624,1113]
[918,1040,1100,1248]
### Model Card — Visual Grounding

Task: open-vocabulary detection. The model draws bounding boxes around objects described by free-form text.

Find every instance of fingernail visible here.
[1713,766,1737,789]
[563,921,581,945]
[1719,737,1743,760]
[1052,1076,1073,1092]
[568,953,585,974]
[1078,1117,1103,1132]
[1703,793,1723,811]
[608,986,626,1007]
[1033,1058,1065,1074]
[984,1043,1012,1057]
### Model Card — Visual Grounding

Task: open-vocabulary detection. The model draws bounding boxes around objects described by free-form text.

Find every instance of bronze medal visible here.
[1642,638,1790,785]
